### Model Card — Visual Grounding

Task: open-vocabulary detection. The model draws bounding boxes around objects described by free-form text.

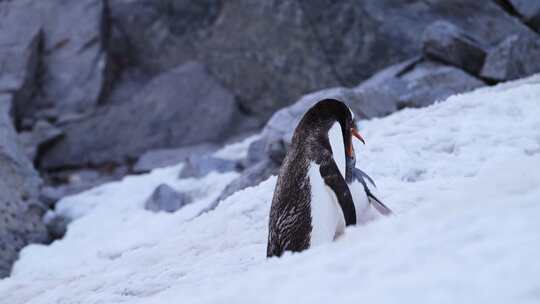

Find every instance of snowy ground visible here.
[2,76,540,303]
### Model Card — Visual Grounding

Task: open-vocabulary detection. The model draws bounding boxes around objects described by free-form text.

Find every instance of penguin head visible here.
[297,98,365,163]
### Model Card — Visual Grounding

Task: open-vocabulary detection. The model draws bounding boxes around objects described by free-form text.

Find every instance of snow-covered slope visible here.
[2,76,540,303]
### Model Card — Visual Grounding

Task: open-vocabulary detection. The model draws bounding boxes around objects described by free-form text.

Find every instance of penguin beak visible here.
[351,128,365,145]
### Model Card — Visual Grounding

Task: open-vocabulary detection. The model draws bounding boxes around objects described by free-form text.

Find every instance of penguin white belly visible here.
[308,162,345,247]
[349,180,378,224]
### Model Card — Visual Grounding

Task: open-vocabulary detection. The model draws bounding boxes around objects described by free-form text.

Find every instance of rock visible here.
[133,144,219,174]
[18,120,64,162]
[109,0,528,122]
[0,12,42,127]
[41,62,240,169]
[179,155,240,179]
[145,184,192,213]
[43,211,69,240]
[508,0,540,32]
[39,186,66,209]
[397,61,485,108]
[210,159,279,210]
[481,32,540,82]
[422,20,487,75]
[0,95,48,278]
[0,0,112,122]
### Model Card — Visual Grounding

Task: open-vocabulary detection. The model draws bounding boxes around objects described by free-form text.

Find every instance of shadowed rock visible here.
[41,62,239,169]
[145,184,192,213]
[422,20,487,75]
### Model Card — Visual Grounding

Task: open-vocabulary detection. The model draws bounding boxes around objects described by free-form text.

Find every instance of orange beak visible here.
[351,128,365,145]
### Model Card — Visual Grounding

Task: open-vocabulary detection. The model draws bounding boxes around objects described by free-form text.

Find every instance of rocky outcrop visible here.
[0,0,111,125]
[0,96,48,278]
[40,62,239,169]
[109,0,529,122]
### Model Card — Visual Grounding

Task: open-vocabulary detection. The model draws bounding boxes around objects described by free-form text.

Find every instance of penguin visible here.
[345,150,392,223]
[267,99,365,258]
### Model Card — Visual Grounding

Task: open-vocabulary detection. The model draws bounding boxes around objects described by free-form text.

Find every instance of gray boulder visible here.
[0,0,111,122]
[41,62,240,169]
[396,61,485,108]
[0,95,48,278]
[179,155,240,179]
[133,144,218,174]
[508,0,540,32]
[422,20,487,75]
[145,184,192,213]
[481,32,540,82]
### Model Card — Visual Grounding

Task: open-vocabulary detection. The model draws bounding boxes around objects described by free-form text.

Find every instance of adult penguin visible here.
[267,99,365,257]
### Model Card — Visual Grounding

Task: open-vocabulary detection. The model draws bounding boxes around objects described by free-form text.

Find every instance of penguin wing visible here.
[352,168,393,216]
[353,168,377,188]
[319,160,357,226]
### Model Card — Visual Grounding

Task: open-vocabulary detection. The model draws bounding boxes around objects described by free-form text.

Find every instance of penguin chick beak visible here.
[351,128,365,145]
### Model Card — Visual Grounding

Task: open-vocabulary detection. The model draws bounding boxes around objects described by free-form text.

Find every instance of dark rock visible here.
[41,62,239,169]
[109,0,527,122]
[481,32,540,82]
[145,184,192,213]
[422,20,487,75]
[1,0,111,121]
[110,0,337,120]
[179,155,240,179]
[508,0,540,32]
[133,143,219,174]
[43,211,69,240]
[0,95,48,278]
[18,120,64,162]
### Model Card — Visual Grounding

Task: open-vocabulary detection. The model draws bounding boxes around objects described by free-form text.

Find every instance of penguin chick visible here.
[345,147,392,223]
[267,99,365,257]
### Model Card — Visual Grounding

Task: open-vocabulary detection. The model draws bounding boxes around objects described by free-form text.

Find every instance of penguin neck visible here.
[328,122,346,178]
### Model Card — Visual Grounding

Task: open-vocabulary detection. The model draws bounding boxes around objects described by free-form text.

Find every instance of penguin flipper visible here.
[319,160,357,226]
[366,191,393,216]
[352,168,377,188]
[352,168,392,216]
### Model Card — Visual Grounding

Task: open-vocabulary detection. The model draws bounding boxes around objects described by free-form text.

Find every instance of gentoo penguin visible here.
[267,99,365,257]
[345,151,392,223]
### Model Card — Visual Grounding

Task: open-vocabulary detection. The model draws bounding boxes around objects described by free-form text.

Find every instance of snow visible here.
[2,76,540,303]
